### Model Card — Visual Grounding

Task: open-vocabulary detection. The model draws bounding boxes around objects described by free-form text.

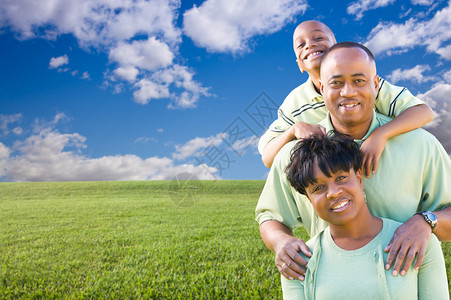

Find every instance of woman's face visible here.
[305,163,365,226]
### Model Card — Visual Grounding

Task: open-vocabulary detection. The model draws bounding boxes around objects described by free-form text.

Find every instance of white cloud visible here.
[113,66,139,83]
[81,71,90,80]
[0,0,181,47]
[2,127,218,182]
[347,0,396,20]
[133,65,211,108]
[411,0,435,5]
[108,38,174,72]
[0,0,210,109]
[386,65,436,84]
[231,136,259,154]
[444,70,451,83]
[172,133,227,160]
[418,83,451,153]
[49,55,69,69]
[183,0,307,53]
[365,3,451,59]
[0,113,22,135]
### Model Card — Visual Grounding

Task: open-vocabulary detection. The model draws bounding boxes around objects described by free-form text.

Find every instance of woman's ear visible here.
[355,169,364,189]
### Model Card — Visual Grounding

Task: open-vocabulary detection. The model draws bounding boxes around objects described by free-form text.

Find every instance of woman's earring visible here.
[364,192,368,203]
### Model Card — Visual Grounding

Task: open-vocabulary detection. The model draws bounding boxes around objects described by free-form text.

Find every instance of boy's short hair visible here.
[286,132,362,196]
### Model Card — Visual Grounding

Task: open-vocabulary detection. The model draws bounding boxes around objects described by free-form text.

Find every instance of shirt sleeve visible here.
[258,100,296,155]
[417,234,449,299]
[374,78,425,118]
[255,141,302,231]
[418,133,451,213]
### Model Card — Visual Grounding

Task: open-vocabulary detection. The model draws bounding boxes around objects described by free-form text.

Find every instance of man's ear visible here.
[373,75,380,92]
[319,80,325,95]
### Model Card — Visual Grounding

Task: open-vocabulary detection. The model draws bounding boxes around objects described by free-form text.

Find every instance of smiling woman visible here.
[283,133,449,299]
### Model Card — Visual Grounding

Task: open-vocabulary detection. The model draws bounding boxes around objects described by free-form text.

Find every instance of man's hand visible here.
[359,128,388,178]
[274,235,312,281]
[291,122,326,140]
[384,214,432,276]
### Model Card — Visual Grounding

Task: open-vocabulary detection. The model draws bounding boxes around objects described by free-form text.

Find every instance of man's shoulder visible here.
[272,140,298,170]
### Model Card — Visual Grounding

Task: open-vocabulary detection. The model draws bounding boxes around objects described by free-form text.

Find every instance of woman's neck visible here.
[329,215,383,251]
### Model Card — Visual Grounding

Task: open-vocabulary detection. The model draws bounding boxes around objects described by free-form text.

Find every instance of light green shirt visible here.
[281,218,449,300]
[258,78,424,154]
[255,111,451,237]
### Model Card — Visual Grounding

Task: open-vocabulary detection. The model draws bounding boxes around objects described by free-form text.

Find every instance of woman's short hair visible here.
[286,132,362,195]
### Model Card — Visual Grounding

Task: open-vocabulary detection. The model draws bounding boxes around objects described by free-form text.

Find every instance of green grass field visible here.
[0,181,450,299]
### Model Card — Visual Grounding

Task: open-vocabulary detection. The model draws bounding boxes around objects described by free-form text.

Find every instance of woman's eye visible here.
[313,185,323,193]
[337,175,346,181]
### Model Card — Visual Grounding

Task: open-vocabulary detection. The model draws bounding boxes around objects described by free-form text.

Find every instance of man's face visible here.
[319,47,379,132]
[293,21,336,74]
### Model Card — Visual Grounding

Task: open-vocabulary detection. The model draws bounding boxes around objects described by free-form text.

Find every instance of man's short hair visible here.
[286,133,362,196]
[320,41,375,68]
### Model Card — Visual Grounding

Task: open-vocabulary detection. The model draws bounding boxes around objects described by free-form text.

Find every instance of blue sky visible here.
[0,0,450,181]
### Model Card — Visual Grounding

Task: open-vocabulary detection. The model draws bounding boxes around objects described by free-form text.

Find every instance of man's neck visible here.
[330,117,373,140]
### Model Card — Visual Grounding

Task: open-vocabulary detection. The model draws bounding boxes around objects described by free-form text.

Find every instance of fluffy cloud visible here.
[0,113,22,135]
[133,65,211,108]
[365,3,451,59]
[2,128,217,182]
[386,65,437,84]
[49,55,69,69]
[183,0,307,53]
[0,0,210,109]
[108,38,174,72]
[419,83,451,153]
[347,0,395,20]
[172,133,227,160]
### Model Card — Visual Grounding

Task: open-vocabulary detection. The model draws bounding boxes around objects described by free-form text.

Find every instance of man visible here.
[256,42,451,282]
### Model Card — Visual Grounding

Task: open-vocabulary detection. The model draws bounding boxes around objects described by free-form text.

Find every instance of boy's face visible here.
[293,21,336,74]
[306,162,365,226]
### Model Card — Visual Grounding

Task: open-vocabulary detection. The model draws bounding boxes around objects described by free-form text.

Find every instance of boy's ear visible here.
[296,59,304,73]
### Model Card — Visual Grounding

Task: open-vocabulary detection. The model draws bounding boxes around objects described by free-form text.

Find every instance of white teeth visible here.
[342,103,358,108]
[306,52,321,59]
[332,200,349,210]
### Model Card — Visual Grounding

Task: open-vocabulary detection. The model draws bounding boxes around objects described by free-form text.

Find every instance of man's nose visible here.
[340,81,357,97]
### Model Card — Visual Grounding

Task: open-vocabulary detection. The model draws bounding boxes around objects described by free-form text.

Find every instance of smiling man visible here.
[256,42,451,286]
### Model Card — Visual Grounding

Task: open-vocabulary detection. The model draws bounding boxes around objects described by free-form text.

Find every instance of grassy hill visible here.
[0,181,450,298]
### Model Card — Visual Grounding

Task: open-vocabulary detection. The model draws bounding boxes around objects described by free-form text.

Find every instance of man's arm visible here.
[384,205,451,276]
[262,122,325,168]
[360,104,434,177]
[259,220,311,281]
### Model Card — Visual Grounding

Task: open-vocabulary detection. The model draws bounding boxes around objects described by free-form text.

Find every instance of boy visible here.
[259,21,433,178]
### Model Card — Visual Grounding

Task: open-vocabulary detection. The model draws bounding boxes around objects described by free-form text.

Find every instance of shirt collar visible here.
[322,110,379,145]
[306,77,323,102]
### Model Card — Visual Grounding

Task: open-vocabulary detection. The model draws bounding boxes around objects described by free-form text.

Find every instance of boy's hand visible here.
[360,128,388,177]
[291,122,325,140]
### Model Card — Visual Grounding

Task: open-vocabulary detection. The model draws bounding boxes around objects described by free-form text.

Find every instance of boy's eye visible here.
[297,43,305,49]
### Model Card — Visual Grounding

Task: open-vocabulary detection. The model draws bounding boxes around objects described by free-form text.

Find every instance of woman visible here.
[283,133,449,299]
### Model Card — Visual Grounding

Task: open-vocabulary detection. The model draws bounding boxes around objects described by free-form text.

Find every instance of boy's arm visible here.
[360,104,434,177]
[262,122,325,168]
